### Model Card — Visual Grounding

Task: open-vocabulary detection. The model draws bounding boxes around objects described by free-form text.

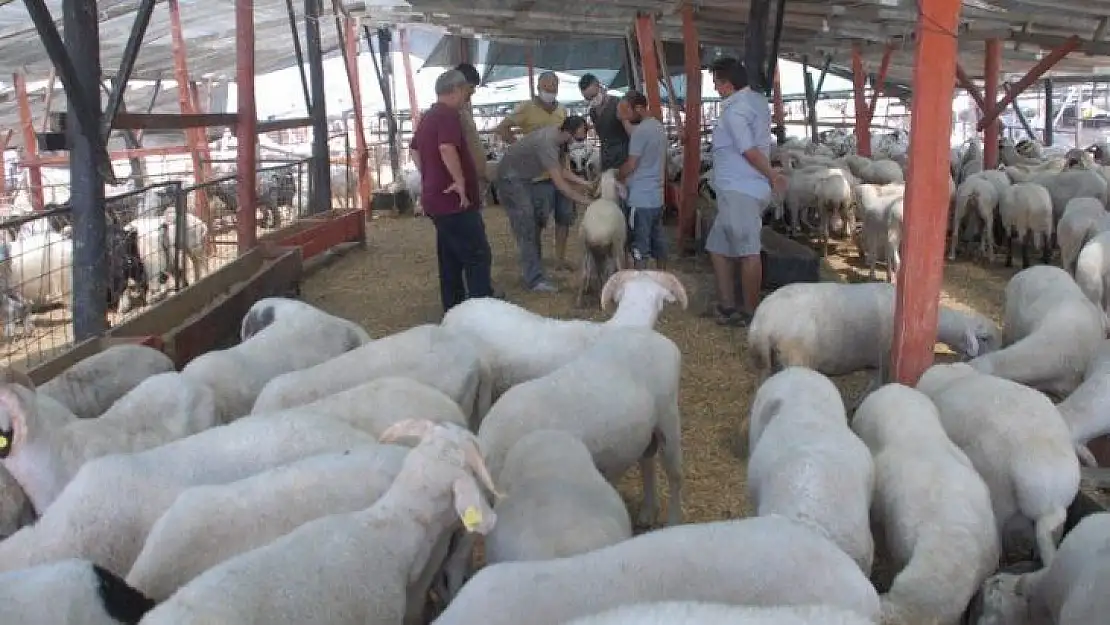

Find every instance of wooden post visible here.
[890,0,963,385]
[399,28,421,130]
[167,0,210,222]
[235,0,257,254]
[13,73,44,211]
[678,5,702,253]
[345,17,371,210]
[851,43,871,157]
[634,14,663,120]
[983,39,1001,169]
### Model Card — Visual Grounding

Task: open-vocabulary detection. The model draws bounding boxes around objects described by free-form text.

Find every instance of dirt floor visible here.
[300,206,1030,526]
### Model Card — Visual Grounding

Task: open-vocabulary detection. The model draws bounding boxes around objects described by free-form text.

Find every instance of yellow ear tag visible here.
[461,506,482,532]
[0,436,9,450]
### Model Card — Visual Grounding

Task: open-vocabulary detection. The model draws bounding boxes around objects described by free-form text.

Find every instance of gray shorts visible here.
[706,190,766,258]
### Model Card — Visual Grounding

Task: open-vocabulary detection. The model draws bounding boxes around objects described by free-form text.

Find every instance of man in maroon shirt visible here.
[409,69,493,313]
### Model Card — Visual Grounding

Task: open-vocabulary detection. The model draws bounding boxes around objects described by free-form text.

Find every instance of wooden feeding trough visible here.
[260,208,367,261]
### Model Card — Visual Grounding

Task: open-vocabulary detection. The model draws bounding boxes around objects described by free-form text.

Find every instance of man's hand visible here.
[445,181,471,208]
[772,173,788,197]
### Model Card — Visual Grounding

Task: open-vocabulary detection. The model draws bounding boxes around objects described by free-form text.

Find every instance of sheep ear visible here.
[0,386,26,452]
[0,367,34,391]
[600,270,633,312]
[452,476,497,535]
[644,271,688,310]
[459,433,503,499]
[379,419,438,445]
[964,327,980,358]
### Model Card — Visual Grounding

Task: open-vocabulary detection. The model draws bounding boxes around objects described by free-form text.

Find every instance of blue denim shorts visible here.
[529,180,576,227]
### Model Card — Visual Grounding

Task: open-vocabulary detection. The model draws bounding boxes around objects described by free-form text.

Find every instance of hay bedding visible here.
[302,206,1033,531]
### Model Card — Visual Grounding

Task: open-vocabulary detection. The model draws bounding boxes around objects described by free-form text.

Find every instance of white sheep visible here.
[287,375,469,435]
[181,297,371,422]
[1056,196,1110,274]
[0,558,156,625]
[138,419,499,625]
[952,175,1001,261]
[972,512,1110,625]
[748,281,1001,384]
[852,383,1000,625]
[916,362,1080,566]
[1075,229,1110,316]
[37,343,175,419]
[1055,339,1110,467]
[0,410,383,575]
[999,182,1054,268]
[746,367,874,574]
[577,169,627,308]
[127,443,409,601]
[434,515,881,625]
[562,602,875,625]
[853,155,904,185]
[968,265,1105,398]
[0,464,32,537]
[854,182,905,280]
[814,170,856,257]
[250,324,491,427]
[484,429,632,565]
[0,371,218,513]
[1004,166,1107,223]
[441,270,687,400]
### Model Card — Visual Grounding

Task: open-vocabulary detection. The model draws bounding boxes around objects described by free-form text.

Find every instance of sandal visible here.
[713,306,751,327]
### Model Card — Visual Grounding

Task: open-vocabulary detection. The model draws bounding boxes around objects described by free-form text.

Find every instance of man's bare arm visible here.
[438,144,466,187]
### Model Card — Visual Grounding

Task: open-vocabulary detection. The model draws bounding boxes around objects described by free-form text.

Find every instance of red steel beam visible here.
[167,0,210,223]
[851,44,871,157]
[634,14,663,120]
[678,5,702,252]
[983,39,1001,169]
[865,44,894,127]
[13,72,44,211]
[891,0,963,385]
[977,35,1081,131]
[344,17,371,210]
[21,144,196,167]
[236,0,258,254]
[113,113,238,130]
[399,28,421,129]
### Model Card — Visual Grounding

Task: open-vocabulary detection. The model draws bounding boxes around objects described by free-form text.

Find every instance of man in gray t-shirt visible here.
[495,117,593,292]
[617,90,668,270]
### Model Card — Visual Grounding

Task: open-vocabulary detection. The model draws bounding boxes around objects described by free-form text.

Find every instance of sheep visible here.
[577,169,627,308]
[1055,339,1110,467]
[562,602,875,625]
[434,515,881,625]
[745,367,874,575]
[0,464,32,538]
[250,324,491,427]
[36,344,175,419]
[127,443,410,601]
[181,297,371,422]
[854,182,904,280]
[999,182,1055,268]
[748,281,1002,384]
[916,362,1080,567]
[0,410,384,576]
[1004,166,1108,223]
[1056,197,1110,274]
[1074,229,1110,316]
[968,265,1105,398]
[814,170,856,257]
[484,429,632,566]
[0,371,218,513]
[0,558,156,625]
[952,175,1001,261]
[845,155,904,185]
[852,383,1000,625]
[971,512,1110,625]
[286,375,469,436]
[441,270,687,400]
[139,419,499,625]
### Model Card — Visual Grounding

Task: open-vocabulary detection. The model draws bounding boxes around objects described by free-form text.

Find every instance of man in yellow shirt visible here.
[495,71,576,270]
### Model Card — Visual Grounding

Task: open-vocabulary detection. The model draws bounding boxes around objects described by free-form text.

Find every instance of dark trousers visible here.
[431,209,494,312]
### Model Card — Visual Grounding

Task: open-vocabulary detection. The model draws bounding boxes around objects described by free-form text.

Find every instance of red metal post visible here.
[890,0,963,385]
[399,28,421,129]
[851,44,871,157]
[678,5,702,253]
[634,14,663,120]
[771,64,785,127]
[983,39,1001,169]
[344,17,371,211]
[167,0,210,222]
[13,73,44,211]
[23,144,197,167]
[977,35,1080,131]
[236,0,257,254]
[865,44,894,127]
[526,46,536,99]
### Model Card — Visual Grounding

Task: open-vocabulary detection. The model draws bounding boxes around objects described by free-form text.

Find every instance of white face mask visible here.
[538,91,557,104]
[587,93,605,108]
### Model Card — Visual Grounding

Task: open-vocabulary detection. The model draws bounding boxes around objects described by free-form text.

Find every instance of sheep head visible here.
[0,384,33,459]
[380,418,503,501]
[965,571,1032,625]
[597,169,620,203]
[600,270,689,314]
